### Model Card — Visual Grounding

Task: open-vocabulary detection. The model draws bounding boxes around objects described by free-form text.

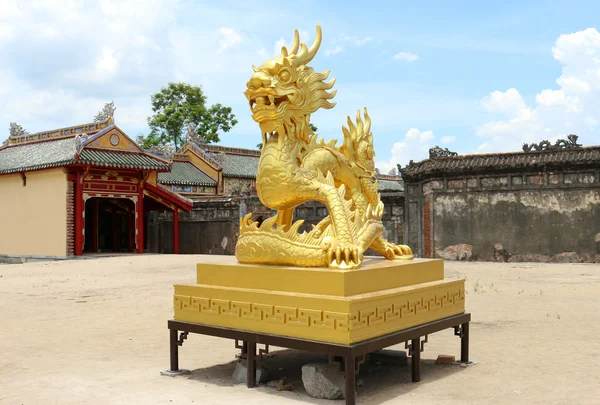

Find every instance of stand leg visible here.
[344,354,356,405]
[247,341,256,388]
[170,328,179,371]
[461,322,470,363]
[411,338,421,382]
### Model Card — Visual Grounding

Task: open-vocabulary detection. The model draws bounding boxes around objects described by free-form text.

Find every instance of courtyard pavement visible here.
[0,255,598,404]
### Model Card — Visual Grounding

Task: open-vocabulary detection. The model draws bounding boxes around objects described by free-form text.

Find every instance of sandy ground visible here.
[0,255,599,405]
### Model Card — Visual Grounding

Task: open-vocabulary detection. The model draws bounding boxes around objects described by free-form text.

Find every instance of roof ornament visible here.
[73,133,90,159]
[522,134,582,152]
[211,151,226,164]
[146,143,176,159]
[9,122,29,138]
[397,160,416,177]
[429,145,458,158]
[186,122,208,145]
[94,101,116,123]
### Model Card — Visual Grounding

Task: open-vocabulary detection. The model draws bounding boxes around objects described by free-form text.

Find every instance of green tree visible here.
[257,123,319,149]
[140,82,238,150]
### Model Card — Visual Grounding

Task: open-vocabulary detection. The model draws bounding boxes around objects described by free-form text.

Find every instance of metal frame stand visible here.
[165,313,471,405]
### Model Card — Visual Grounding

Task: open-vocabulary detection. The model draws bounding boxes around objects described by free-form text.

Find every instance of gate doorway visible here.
[83,197,135,253]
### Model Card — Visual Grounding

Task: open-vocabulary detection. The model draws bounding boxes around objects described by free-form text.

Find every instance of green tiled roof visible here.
[0,137,77,174]
[158,161,217,186]
[377,179,404,191]
[78,149,170,171]
[214,152,259,178]
[0,137,171,174]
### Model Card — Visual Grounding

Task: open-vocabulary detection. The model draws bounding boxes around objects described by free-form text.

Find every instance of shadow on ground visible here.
[185,348,467,404]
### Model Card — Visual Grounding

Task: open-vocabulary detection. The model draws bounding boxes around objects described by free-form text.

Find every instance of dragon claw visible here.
[384,242,413,260]
[325,241,363,269]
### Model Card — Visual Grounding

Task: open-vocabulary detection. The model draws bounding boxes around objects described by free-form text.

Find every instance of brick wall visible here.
[66,180,75,256]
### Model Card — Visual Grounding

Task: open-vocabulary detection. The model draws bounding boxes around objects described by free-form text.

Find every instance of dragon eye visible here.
[278,68,291,83]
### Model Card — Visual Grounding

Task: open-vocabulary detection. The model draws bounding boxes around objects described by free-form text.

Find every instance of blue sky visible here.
[1,0,599,172]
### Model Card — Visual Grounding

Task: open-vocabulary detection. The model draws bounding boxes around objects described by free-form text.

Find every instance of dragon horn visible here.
[290,29,300,54]
[295,25,322,65]
[281,46,289,57]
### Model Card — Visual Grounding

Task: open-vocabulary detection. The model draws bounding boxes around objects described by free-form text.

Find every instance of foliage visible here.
[388,167,398,176]
[139,82,238,151]
[136,134,176,158]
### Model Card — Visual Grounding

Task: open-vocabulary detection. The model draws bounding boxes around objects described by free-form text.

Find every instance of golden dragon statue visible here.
[236,25,413,269]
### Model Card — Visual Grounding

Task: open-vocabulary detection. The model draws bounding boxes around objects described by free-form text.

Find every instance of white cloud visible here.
[272,29,311,57]
[218,27,243,53]
[339,33,373,46]
[376,128,435,172]
[273,37,286,57]
[441,136,456,144]
[323,32,374,57]
[96,48,119,75]
[556,76,590,93]
[585,116,598,127]
[535,89,581,112]
[0,24,14,41]
[325,45,343,56]
[475,27,600,152]
[393,52,419,62]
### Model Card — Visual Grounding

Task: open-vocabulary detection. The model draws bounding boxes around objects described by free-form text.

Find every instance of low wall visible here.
[146,192,405,256]
[405,170,600,263]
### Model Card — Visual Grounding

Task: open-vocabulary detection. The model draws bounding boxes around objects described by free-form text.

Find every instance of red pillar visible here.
[173,208,179,254]
[73,173,84,256]
[136,192,144,254]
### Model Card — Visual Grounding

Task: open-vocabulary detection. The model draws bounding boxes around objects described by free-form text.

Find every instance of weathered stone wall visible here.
[405,169,600,263]
[223,177,255,194]
[146,198,240,255]
[147,192,405,256]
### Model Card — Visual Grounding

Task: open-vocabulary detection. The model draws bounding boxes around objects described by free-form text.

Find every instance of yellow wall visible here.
[0,168,68,256]
[147,171,158,186]
[181,148,220,181]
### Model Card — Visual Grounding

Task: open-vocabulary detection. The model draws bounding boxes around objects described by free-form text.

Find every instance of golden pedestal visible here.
[173,256,465,345]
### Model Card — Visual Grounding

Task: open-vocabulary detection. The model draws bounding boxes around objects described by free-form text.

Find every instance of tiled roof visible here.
[200,145,405,188]
[0,137,78,174]
[401,146,600,181]
[78,149,170,171]
[377,179,404,191]
[158,161,217,186]
[212,152,259,178]
[0,136,171,174]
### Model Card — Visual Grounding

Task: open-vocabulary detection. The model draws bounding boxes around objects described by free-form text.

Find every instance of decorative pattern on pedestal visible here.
[173,256,465,344]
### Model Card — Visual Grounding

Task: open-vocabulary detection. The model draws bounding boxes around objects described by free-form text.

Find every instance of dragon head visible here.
[244,25,336,146]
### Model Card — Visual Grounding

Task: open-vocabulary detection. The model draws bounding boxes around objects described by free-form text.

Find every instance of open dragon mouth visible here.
[248,94,288,118]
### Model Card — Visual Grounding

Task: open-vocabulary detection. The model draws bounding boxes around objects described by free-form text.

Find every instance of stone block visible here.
[435,354,455,365]
[368,349,408,366]
[231,359,268,385]
[302,363,346,400]
[550,252,581,263]
[436,244,473,261]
